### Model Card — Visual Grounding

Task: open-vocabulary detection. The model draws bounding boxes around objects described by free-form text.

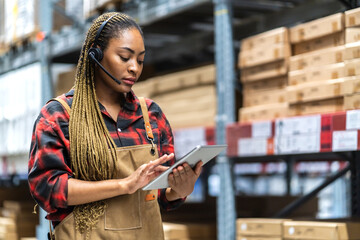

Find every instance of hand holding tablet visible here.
[142,145,227,190]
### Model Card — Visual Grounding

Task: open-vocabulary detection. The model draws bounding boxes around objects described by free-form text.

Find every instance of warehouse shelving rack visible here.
[1,0,359,239]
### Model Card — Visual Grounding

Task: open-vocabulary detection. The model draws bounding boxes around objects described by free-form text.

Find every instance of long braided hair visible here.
[69,12,143,236]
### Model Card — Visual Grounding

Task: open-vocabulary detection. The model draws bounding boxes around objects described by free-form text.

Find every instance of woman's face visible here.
[94,27,145,95]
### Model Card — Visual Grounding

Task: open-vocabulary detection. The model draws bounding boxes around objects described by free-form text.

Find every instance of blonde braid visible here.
[68,12,139,236]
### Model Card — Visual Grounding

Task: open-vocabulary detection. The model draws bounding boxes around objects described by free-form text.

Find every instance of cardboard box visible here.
[290,97,344,116]
[239,103,288,122]
[163,222,216,240]
[239,43,291,68]
[344,93,360,109]
[290,45,345,71]
[240,60,288,82]
[290,13,344,43]
[345,41,360,60]
[345,7,360,27]
[345,58,360,76]
[287,77,359,104]
[345,27,360,44]
[243,88,287,107]
[283,221,360,240]
[152,65,215,96]
[236,218,289,237]
[241,27,289,51]
[289,62,346,86]
[243,76,288,93]
[292,31,345,55]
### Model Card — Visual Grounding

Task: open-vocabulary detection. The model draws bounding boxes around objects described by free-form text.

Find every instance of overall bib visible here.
[51,97,165,240]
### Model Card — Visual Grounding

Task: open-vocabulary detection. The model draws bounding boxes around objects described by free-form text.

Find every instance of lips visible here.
[122,78,136,85]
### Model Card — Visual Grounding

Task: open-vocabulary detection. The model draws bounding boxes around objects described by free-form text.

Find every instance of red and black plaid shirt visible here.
[28,89,184,226]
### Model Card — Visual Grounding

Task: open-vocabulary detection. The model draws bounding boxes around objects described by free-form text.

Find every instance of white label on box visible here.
[252,121,272,138]
[275,115,321,136]
[238,138,268,156]
[332,130,358,151]
[274,132,321,154]
[346,110,360,130]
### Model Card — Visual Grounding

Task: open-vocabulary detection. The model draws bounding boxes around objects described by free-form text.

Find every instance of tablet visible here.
[142,144,227,190]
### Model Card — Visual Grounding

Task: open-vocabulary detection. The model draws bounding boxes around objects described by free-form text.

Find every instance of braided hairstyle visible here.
[69,12,143,236]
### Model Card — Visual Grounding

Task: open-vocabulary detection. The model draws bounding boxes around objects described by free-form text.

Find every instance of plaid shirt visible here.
[28,89,184,226]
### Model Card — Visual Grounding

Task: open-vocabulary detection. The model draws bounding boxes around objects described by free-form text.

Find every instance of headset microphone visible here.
[88,51,122,85]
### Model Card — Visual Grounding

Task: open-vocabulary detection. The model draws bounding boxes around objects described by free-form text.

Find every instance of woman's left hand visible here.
[166,161,203,200]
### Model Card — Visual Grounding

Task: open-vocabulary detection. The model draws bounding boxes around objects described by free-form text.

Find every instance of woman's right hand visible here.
[125,153,174,194]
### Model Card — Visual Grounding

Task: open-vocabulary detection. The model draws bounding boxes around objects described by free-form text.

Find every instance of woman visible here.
[28,12,202,240]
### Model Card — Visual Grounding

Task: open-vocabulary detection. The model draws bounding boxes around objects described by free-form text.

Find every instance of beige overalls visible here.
[51,97,165,240]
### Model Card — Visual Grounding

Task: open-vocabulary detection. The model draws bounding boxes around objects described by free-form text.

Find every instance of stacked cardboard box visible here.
[133,65,216,129]
[236,219,289,240]
[1,201,38,239]
[288,11,360,116]
[0,217,17,240]
[238,27,290,122]
[163,222,216,240]
[283,221,360,240]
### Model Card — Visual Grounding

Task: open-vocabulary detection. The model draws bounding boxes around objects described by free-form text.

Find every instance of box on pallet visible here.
[344,93,360,109]
[239,43,290,68]
[345,27,360,44]
[292,31,345,55]
[241,27,289,51]
[345,41,360,60]
[345,7,360,27]
[243,76,287,93]
[290,97,344,116]
[243,88,287,107]
[287,76,360,104]
[55,67,76,97]
[290,13,344,43]
[283,221,360,240]
[289,62,346,86]
[163,222,216,240]
[290,45,344,71]
[239,103,288,123]
[236,218,289,238]
[240,60,288,82]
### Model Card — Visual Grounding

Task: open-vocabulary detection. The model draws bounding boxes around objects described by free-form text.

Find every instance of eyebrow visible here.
[119,47,145,55]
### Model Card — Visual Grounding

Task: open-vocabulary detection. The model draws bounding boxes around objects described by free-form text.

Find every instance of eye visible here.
[138,60,144,65]
[120,56,129,62]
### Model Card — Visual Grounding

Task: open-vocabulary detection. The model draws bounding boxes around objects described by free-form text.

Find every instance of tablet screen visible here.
[142,144,227,190]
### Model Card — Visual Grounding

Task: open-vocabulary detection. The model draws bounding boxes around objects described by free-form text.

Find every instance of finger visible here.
[150,153,174,169]
[153,165,169,173]
[183,163,193,174]
[168,173,176,186]
[172,168,181,183]
[194,161,203,176]
[176,165,187,181]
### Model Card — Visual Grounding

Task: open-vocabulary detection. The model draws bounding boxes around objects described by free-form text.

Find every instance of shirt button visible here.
[117,128,121,132]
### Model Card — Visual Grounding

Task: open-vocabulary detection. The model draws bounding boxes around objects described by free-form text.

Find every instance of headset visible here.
[88,14,121,85]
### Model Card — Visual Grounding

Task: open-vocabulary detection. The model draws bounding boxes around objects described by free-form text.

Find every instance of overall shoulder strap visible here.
[138,97,154,140]
[47,97,71,116]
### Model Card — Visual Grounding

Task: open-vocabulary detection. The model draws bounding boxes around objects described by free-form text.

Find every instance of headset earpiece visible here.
[88,47,103,63]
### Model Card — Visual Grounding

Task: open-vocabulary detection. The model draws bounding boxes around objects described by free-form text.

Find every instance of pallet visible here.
[9,29,40,49]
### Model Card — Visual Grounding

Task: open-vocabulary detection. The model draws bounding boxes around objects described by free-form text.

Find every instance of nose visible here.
[128,60,139,75]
